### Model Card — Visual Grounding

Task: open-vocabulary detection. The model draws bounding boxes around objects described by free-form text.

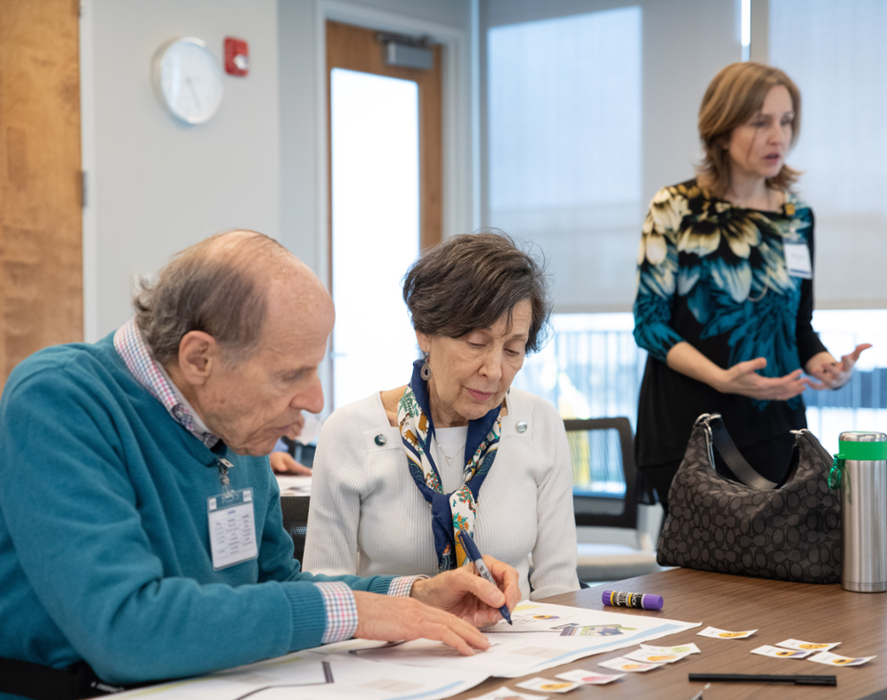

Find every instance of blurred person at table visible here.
[269,412,313,474]
[304,232,579,601]
[633,62,870,516]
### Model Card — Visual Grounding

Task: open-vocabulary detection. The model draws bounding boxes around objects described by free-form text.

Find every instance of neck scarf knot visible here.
[398,358,501,571]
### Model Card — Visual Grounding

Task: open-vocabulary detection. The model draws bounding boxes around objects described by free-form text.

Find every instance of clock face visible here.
[153,37,224,124]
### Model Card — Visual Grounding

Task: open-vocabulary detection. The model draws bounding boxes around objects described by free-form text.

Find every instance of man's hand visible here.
[410,556,521,627]
[269,451,312,475]
[352,591,490,656]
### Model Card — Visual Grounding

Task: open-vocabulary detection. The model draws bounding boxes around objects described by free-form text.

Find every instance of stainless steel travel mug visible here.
[837,431,887,592]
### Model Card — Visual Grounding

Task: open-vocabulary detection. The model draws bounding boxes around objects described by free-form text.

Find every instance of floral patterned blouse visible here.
[633,179,826,468]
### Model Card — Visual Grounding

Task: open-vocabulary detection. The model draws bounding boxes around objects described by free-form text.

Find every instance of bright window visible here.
[768,0,887,308]
[330,68,420,408]
[487,7,642,312]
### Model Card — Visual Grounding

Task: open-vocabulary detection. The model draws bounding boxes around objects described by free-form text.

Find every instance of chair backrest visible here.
[564,417,637,530]
[279,437,317,469]
[280,495,311,562]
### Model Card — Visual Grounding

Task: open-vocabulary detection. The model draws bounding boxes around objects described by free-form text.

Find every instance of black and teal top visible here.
[633,178,827,468]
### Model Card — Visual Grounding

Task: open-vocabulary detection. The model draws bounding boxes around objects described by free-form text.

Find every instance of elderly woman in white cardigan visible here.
[303,232,579,602]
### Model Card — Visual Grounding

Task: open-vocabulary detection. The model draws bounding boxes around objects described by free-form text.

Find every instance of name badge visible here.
[207,488,258,570]
[784,242,812,279]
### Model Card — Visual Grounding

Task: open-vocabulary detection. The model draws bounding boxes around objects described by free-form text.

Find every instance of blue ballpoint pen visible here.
[457,530,513,625]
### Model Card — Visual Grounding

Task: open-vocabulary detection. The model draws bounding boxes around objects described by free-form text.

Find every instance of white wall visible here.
[83,0,281,339]
[82,0,472,341]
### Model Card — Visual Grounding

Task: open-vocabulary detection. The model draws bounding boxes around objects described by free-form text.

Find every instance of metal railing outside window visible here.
[514,311,887,498]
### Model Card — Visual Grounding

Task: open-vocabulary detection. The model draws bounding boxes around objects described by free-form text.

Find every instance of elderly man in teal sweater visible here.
[0,231,520,700]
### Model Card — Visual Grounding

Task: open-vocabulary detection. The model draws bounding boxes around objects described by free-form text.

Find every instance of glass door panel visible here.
[330,68,420,407]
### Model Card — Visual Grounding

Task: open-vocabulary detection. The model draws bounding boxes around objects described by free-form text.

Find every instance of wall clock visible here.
[152,37,224,124]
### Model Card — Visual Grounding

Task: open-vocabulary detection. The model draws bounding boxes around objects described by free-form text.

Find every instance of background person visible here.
[0,231,519,699]
[633,62,869,516]
[304,232,579,601]
[269,412,314,474]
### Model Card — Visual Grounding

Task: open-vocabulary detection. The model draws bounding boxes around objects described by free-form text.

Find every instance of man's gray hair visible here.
[133,231,288,366]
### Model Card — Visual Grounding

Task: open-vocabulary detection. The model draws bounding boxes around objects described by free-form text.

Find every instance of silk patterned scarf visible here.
[398,358,501,571]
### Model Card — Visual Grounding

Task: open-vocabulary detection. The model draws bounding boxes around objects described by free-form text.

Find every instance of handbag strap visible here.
[708,416,779,490]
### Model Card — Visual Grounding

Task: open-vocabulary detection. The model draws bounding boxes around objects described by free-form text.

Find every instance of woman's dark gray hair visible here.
[133,231,287,366]
[402,231,551,353]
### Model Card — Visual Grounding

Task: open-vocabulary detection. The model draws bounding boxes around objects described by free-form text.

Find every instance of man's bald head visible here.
[134,230,329,366]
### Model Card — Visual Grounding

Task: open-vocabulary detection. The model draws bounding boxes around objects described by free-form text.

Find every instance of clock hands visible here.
[185,76,201,109]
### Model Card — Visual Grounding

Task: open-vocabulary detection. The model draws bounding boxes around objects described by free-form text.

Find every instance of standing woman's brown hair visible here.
[697,61,802,196]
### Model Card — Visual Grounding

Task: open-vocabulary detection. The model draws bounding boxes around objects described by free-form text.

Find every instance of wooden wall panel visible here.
[0,0,83,387]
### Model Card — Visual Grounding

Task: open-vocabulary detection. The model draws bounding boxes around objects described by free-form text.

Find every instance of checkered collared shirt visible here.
[113,318,421,643]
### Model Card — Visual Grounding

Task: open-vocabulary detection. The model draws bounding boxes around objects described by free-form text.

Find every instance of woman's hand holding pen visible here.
[410,555,521,627]
[351,558,518,657]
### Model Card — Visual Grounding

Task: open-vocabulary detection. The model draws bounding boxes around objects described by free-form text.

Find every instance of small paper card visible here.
[751,645,813,659]
[515,678,581,694]
[624,648,691,664]
[555,669,624,685]
[698,626,757,639]
[469,687,544,700]
[598,657,662,673]
[808,651,877,667]
[641,642,701,655]
[777,639,841,653]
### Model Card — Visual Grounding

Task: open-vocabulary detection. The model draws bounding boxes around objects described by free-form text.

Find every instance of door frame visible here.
[79,0,99,342]
[313,0,474,292]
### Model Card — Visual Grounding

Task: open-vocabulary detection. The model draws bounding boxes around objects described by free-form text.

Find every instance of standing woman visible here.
[633,62,869,516]
[304,232,579,601]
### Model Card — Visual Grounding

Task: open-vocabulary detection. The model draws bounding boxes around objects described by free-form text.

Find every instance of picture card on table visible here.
[469,687,545,700]
[555,669,624,684]
[624,648,691,664]
[698,626,757,639]
[808,651,877,667]
[599,656,662,673]
[751,645,813,659]
[515,677,582,693]
[777,639,841,652]
[641,642,701,655]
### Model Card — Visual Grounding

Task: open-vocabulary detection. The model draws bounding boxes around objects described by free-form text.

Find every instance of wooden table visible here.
[447,568,887,700]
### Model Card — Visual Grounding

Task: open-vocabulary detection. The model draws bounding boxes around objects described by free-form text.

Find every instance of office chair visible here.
[565,417,662,583]
[280,495,311,562]
[279,436,317,469]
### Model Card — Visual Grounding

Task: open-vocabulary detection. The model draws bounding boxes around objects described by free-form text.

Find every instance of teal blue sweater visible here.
[0,335,393,686]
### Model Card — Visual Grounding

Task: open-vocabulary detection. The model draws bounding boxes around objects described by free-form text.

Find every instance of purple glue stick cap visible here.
[643,594,664,610]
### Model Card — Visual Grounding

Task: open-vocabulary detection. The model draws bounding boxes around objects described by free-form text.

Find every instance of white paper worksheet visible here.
[318,601,700,679]
[108,601,700,700]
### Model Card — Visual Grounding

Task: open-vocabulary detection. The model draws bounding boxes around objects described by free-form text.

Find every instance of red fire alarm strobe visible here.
[224,37,249,76]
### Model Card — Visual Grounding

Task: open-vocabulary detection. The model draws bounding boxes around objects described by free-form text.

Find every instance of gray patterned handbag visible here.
[656,413,842,584]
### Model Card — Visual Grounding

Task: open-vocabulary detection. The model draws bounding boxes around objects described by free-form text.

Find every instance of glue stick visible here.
[602,590,663,610]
